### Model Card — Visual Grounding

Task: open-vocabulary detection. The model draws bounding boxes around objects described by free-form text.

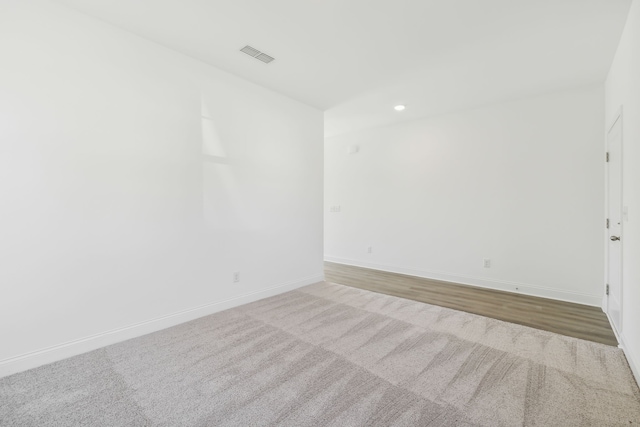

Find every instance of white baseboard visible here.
[619,334,640,388]
[602,304,622,345]
[325,256,601,307]
[0,274,323,379]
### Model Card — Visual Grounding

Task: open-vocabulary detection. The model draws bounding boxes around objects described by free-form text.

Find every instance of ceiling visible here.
[57,0,631,137]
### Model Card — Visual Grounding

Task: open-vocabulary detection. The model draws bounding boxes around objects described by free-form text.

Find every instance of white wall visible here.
[605,0,640,385]
[0,0,323,377]
[325,85,604,306]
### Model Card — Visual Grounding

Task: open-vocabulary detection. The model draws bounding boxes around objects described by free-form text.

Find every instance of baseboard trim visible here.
[602,305,622,344]
[325,256,601,307]
[619,334,640,388]
[0,274,323,379]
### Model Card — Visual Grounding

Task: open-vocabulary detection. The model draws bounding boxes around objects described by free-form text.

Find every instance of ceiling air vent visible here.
[240,45,275,64]
[255,53,275,64]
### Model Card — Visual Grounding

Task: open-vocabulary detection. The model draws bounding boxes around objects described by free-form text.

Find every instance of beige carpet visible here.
[1,281,639,426]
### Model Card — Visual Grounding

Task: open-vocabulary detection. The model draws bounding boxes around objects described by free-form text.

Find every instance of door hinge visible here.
[606,152,610,162]
[606,218,610,229]
[606,284,609,296]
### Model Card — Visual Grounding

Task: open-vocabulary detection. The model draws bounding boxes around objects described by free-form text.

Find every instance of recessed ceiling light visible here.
[394,105,406,111]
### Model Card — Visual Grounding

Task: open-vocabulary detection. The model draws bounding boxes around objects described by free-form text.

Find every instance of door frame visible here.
[604,106,623,337]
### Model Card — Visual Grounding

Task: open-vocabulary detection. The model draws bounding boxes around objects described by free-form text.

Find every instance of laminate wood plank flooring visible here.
[325,261,618,346]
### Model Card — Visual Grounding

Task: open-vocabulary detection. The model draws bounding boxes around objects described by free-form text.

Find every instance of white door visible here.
[607,112,623,335]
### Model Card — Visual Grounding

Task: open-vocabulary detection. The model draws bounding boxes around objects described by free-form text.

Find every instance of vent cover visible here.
[255,53,275,64]
[240,45,275,64]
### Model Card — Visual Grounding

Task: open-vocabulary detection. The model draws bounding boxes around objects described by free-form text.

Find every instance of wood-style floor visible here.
[325,261,618,346]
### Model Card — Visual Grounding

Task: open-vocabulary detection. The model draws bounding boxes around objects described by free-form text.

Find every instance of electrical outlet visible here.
[367,246,372,254]
[233,272,240,283]
[483,259,491,268]
[329,205,341,213]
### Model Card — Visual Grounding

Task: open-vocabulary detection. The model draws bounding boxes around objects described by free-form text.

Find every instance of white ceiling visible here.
[57,0,631,137]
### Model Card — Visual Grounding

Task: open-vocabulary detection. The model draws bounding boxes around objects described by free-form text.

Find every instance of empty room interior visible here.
[2,0,640,425]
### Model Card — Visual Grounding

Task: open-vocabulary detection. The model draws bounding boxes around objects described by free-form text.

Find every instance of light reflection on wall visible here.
[201,96,244,231]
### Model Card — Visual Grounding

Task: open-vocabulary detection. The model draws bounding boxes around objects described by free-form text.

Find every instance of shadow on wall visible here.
[201,96,245,231]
